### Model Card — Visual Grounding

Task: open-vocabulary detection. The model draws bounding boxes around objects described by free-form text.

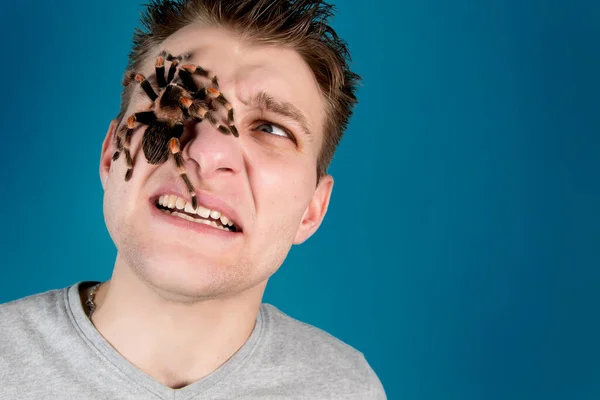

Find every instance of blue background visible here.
[1,1,599,399]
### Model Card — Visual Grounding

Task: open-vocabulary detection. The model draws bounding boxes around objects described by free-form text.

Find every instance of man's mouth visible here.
[155,194,240,233]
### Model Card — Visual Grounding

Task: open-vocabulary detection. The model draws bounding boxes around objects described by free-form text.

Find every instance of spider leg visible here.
[177,68,198,93]
[119,112,157,180]
[205,87,238,137]
[123,117,135,181]
[167,59,179,84]
[181,64,219,88]
[180,97,232,135]
[134,74,158,102]
[155,55,167,88]
[112,133,123,161]
[122,71,135,87]
[169,137,198,210]
[134,111,157,124]
[192,87,208,101]
[190,87,237,136]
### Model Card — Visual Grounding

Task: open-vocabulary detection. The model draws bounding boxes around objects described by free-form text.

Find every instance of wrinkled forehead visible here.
[137,24,326,140]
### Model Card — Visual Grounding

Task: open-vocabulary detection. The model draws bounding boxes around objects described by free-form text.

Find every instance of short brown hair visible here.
[117,0,361,179]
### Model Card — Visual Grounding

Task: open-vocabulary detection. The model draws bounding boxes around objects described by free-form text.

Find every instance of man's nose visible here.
[180,118,243,180]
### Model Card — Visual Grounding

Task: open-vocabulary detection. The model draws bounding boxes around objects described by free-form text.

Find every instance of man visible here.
[0,0,386,398]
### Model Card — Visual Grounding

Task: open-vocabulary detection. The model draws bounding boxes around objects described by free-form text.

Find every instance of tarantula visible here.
[112,51,238,210]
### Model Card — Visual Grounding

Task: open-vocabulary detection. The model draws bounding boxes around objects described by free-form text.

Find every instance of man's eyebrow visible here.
[242,91,312,137]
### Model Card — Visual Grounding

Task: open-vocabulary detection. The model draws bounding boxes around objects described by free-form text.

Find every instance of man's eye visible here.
[255,122,290,139]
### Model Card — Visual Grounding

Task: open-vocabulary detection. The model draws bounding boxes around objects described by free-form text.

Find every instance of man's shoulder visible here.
[261,303,364,359]
[0,287,68,335]
[0,286,73,377]
[258,303,386,399]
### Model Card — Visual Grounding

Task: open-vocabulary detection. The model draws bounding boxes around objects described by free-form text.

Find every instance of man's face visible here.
[100,25,333,299]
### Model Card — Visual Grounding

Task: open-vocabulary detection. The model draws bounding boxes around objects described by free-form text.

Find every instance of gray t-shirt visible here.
[0,281,386,399]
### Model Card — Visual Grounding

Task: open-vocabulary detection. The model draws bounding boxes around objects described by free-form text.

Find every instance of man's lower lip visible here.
[149,200,242,237]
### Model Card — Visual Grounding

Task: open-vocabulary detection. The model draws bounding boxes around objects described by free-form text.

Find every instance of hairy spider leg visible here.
[180,97,232,135]
[189,87,237,137]
[205,87,239,137]
[181,64,220,88]
[122,116,136,181]
[165,52,184,62]
[167,59,179,84]
[117,112,157,180]
[122,72,134,87]
[112,134,123,161]
[155,56,166,88]
[134,74,158,102]
[177,68,199,93]
[131,111,157,124]
[168,137,198,210]
[112,109,154,162]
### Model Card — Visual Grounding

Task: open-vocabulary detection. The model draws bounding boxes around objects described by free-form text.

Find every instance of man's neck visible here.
[84,260,266,389]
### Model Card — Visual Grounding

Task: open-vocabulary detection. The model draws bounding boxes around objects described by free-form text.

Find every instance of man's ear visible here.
[100,120,119,189]
[293,174,334,244]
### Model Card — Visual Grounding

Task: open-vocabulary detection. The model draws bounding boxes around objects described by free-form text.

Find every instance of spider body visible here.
[112,52,238,210]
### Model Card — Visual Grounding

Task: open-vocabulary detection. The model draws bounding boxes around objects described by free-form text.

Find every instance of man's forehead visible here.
[156,27,314,89]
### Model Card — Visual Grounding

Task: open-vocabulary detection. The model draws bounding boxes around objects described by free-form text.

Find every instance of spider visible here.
[112,51,238,210]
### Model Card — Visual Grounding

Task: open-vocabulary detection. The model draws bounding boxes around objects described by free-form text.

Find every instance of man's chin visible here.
[127,254,250,300]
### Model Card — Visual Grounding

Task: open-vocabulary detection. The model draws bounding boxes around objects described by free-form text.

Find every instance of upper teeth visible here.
[157,194,235,228]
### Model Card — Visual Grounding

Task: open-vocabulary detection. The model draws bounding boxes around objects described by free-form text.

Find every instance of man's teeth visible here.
[157,194,236,230]
[166,210,231,231]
